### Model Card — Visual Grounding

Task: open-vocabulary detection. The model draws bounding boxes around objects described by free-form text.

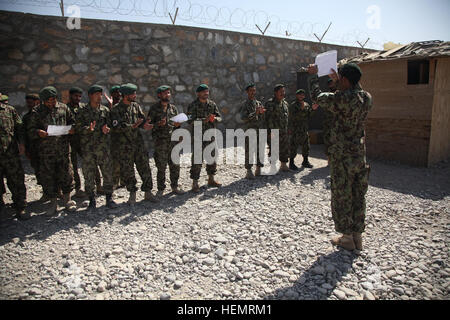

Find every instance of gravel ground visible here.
[0,145,449,300]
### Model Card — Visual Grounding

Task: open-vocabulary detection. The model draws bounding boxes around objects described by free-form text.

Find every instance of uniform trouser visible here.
[40,153,74,198]
[28,147,43,186]
[82,148,113,196]
[71,141,101,190]
[245,129,264,169]
[112,152,121,186]
[267,129,289,163]
[0,150,26,209]
[190,140,217,180]
[119,146,153,193]
[323,116,333,158]
[329,155,370,234]
[290,130,310,159]
[154,138,180,191]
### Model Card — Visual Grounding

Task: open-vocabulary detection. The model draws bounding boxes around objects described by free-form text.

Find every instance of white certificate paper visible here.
[315,50,337,77]
[47,125,72,136]
[170,113,189,123]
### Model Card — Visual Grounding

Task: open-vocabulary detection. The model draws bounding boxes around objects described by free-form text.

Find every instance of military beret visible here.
[88,84,103,95]
[274,84,285,92]
[157,85,171,94]
[327,78,334,83]
[0,95,8,102]
[109,85,121,94]
[245,83,255,91]
[296,89,306,95]
[26,93,40,100]
[339,63,362,85]
[196,84,209,93]
[39,86,57,101]
[120,83,138,95]
[69,87,83,94]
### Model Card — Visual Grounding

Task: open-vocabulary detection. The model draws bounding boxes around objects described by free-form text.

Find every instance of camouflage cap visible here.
[26,93,40,100]
[0,95,8,102]
[245,83,255,91]
[120,83,138,95]
[274,84,285,92]
[109,85,121,94]
[69,87,83,94]
[39,86,58,101]
[88,84,103,95]
[339,63,362,84]
[296,89,306,95]
[196,84,209,93]
[157,85,171,94]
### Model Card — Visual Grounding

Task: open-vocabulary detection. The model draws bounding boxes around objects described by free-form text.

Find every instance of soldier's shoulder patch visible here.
[112,120,119,127]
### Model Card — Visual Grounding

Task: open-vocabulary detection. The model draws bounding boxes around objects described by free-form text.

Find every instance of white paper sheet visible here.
[170,113,189,123]
[315,50,337,77]
[47,125,72,136]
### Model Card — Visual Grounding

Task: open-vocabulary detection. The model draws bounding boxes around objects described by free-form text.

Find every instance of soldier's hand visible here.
[103,92,113,107]
[102,124,110,134]
[38,130,48,138]
[132,118,144,129]
[18,143,25,155]
[68,128,75,135]
[90,121,96,131]
[173,122,181,127]
[329,68,338,83]
[158,117,167,127]
[312,103,319,110]
[307,64,318,75]
[208,114,216,123]
[143,119,153,131]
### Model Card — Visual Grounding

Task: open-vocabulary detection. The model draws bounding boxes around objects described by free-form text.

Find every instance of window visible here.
[407,60,429,84]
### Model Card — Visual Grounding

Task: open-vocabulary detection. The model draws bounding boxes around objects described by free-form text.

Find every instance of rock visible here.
[273,270,290,278]
[97,281,107,293]
[341,287,358,297]
[364,291,376,300]
[392,287,405,295]
[174,281,183,289]
[361,281,374,290]
[215,248,226,259]
[72,63,88,73]
[334,289,346,300]
[203,258,215,266]
[385,270,397,278]
[312,266,325,275]
[213,235,228,244]
[321,283,334,290]
[199,244,212,254]
[325,264,336,273]
[160,293,171,300]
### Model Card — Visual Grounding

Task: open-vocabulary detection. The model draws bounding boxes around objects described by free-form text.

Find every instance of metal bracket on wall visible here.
[313,22,332,43]
[169,7,179,25]
[59,0,64,17]
[357,38,370,49]
[256,22,271,36]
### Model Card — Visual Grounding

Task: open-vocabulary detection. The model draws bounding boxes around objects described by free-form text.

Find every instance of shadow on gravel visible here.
[264,249,357,300]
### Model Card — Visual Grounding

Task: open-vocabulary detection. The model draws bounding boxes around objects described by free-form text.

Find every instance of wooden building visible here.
[341,41,450,167]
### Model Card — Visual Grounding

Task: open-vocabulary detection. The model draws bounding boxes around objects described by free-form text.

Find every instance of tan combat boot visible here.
[245,169,255,180]
[172,186,185,195]
[207,175,222,187]
[353,232,363,251]
[144,191,159,203]
[279,162,290,172]
[255,166,262,176]
[45,198,58,217]
[191,180,200,193]
[128,191,136,205]
[63,193,77,212]
[330,234,356,251]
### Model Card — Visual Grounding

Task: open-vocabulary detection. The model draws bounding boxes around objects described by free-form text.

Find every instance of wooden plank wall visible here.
[359,59,435,166]
[428,57,450,166]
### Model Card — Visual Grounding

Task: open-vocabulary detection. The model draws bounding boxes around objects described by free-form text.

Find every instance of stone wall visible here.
[0,10,363,133]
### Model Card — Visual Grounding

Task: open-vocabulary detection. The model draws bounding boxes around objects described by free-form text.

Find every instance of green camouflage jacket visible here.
[75,103,111,151]
[186,98,222,132]
[264,97,289,131]
[110,101,147,147]
[0,103,24,153]
[288,100,314,133]
[240,99,264,129]
[147,102,179,139]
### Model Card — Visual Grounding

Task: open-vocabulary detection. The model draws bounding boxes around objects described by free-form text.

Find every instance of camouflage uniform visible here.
[322,110,334,158]
[110,101,153,193]
[66,101,85,191]
[265,97,290,163]
[187,98,222,180]
[0,103,26,210]
[310,76,372,234]
[148,102,180,191]
[288,100,314,159]
[75,104,113,196]
[240,98,264,169]
[28,102,75,198]
[22,109,43,186]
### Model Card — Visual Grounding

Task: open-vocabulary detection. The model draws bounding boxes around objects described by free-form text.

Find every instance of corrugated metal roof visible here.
[340,40,450,64]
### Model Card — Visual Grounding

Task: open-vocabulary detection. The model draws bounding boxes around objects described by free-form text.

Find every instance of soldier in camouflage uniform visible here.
[239,83,265,179]
[187,84,222,193]
[148,85,184,197]
[28,86,77,216]
[75,85,117,210]
[323,78,337,162]
[108,85,122,189]
[265,84,290,173]
[288,89,318,170]
[22,93,43,194]
[0,100,29,220]
[110,83,158,204]
[308,63,372,251]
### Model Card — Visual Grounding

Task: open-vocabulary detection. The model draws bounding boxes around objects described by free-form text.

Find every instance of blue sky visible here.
[1,0,449,50]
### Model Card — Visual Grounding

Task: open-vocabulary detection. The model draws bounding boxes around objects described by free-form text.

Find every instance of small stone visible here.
[213,235,228,244]
[364,291,376,300]
[392,287,405,295]
[273,270,290,278]
[361,281,374,290]
[385,270,397,278]
[215,248,226,259]
[199,244,212,254]
[321,283,334,290]
[312,266,325,275]
[203,258,215,266]
[174,281,183,290]
[334,289,346,300]
[160,293,171,300]
[97,281,107,293]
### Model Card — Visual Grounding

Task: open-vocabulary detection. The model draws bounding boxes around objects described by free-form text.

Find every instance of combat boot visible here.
[63,193,77,212]
[245,169,255,180]
[279,162,290,172]
[353,232,363,251]
[16,207,31,221]
[45,198,58,217]
[207,175,222,187]
[96,185,105,195]
[330,234,355,251]
[191,180,200,193]
[128,191,136,205]
[39,192,50,203]
[88,194,96,211]
[106,194,118,209]
[144,191,159,203]
[172,186,185,195]
[156,190,164,197]
[74,188,85,198]
[0,197,5,216]
[255,166,262,176]
[302,156,313,168]
[289,158,299,171]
